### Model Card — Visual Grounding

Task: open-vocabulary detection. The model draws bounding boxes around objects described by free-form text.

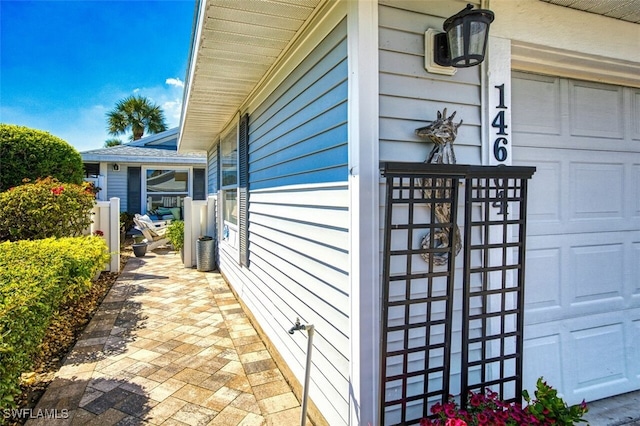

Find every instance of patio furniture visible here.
[133,214,170,251]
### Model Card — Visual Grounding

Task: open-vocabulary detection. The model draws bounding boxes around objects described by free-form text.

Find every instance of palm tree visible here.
[106,95,167,141]
[104,138,123,147]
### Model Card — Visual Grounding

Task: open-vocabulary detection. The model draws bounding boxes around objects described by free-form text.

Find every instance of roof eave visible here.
[82,153,207,164]
[178,0,323,153]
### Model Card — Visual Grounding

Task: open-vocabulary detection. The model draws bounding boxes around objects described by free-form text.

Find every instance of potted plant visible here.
[132,234,147,257]
[166,220,184,259]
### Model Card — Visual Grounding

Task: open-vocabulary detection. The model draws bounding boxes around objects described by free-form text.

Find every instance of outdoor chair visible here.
[133,214,170,251]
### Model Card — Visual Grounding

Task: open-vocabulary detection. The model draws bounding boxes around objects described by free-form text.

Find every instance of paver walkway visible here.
[26,249,305,425]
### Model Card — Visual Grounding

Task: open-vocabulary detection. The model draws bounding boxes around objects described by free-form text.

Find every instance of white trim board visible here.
[347,0,380,424]
[511,41,640,89]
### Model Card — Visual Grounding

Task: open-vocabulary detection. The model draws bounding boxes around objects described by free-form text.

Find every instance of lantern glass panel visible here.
[468,21,488,56]
[446,23,465,62]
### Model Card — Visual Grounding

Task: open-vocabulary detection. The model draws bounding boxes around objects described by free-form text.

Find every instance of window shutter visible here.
[193,168,206,200]
[238,113,249,266]
[216,143,221,192]
[127,167,141,214]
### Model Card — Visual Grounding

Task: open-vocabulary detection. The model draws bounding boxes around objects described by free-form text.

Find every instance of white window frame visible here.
[219,120,239,254]
[141,166,194,214]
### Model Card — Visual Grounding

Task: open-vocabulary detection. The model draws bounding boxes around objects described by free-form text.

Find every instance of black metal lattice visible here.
[380,163,535,425]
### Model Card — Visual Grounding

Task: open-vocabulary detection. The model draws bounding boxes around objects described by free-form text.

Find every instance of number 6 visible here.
[493,137,508,162]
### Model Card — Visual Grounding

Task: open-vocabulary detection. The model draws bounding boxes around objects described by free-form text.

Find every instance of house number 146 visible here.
[492,84,508,162]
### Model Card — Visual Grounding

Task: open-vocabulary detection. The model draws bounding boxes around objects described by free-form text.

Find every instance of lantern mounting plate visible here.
[425,29,457,76]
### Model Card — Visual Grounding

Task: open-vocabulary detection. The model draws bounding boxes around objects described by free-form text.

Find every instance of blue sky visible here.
[1,0,195,152]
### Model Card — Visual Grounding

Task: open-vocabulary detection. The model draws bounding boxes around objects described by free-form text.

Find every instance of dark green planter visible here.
[132,243,147,257]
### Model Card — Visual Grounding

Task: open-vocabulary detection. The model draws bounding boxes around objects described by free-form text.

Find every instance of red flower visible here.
[431,403,444,415]
[51,186,64,195]
[444,405,456,418]
[470,394,483,407]
[93,230,104,237]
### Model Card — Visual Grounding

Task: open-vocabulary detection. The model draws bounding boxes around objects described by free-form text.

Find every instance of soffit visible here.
[179,0,322,151]
[539,0,640,23]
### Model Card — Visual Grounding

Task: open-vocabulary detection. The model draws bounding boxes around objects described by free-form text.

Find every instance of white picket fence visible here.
[84,175,107,201]
[89,197,120,273]
[183,195,217,268]
[85,195,216,272]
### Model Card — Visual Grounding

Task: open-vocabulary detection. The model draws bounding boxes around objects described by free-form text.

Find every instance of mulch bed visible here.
[8,247,133,425]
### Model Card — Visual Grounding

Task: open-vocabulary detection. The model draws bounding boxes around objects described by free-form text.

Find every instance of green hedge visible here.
[0,237,110,408]
[0,124,84,192]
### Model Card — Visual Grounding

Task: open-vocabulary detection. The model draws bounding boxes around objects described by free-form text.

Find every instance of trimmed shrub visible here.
[0,177,96,241]
[0,124,84,192]
[0,237,109,408]
[166,220,184,251]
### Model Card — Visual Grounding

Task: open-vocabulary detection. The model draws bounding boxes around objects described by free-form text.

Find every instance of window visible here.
[83,163,100,178]
[144,168,189,211]
[221,129,238,188]
[219,114,249,266]
[220,126,238,248]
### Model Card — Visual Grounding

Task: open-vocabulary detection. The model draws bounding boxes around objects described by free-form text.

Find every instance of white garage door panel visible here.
[525,232,639,324]
[634,92,640,140]
[513,72,640,404]
[524,312,640,404]
[512,73,561,136]
[569,322,626,390]
[634,243,640,297]
[513,74,640,152]
[569,81,624,140]
[514,147,640,236]
[523,325,563,394]
[524,245,562,314]
[633,318,640,378]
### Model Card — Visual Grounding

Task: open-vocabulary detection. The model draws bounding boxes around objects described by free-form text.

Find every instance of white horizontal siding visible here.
[218,182,350,425]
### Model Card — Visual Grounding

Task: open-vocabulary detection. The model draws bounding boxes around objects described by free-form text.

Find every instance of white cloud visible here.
[144,80,185,129]
[165,78,184,88]
[162,98,183,126]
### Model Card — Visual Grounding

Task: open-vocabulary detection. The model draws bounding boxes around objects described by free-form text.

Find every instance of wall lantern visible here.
[425,3,494,75]
[112,164,120,171]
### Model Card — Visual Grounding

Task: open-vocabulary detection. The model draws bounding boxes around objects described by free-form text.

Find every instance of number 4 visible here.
[492,111,508,135]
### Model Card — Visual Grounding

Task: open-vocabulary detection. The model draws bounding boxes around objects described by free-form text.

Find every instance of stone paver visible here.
[583,389,640,425]
[24,249,309,426]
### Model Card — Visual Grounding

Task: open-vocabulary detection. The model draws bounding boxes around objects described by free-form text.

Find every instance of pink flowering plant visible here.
[420,378,587,426]
[0,177,96,241]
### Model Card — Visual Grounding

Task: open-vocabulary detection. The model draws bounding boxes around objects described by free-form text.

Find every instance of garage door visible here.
[512,72,640,405]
